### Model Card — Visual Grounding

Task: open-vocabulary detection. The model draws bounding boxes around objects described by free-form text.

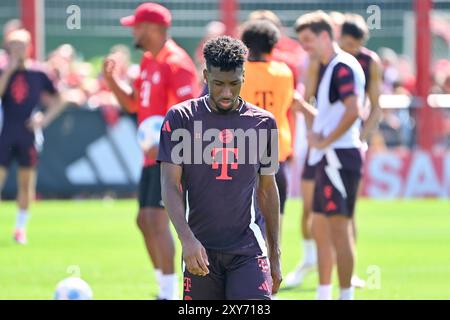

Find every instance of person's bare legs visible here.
[311,213,334,299]
[285,178,317,287]
[329,215,355,300]
[137,207,177,299]
[0,166,7,197]
[351,181,366,288]
[14,167,36,244]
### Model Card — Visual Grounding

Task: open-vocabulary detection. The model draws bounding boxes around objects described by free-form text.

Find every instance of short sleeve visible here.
[157,107,185,165]
[332,63,356,102]
[40,72,57,95]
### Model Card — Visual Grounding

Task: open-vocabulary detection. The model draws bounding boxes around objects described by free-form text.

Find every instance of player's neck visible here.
[247,52,270,62]
[320,42,339,65]
[146,37,168,57]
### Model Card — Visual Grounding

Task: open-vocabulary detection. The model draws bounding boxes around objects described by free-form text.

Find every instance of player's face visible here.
[6,40,27,61]
[339,35,363,56]
[132,23,146,49]
[133,23,165,51]
[297,29,320,58]
[204,66,244,113]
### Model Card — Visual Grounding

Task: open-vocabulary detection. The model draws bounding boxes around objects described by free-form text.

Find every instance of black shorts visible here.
[183,249,272,300]
[138,164,164,209]
[275,162,288,214]
[301,148,316,181]
[0,127,37,168]
[312,155,361,218]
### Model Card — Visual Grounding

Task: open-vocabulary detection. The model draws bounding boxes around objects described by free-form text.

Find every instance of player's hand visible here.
[26,111,45,131]
[102,57,116,85]
[182,237,210,277]
[307,131,329,149]
[291,91,305,113]
[269,254,282,295]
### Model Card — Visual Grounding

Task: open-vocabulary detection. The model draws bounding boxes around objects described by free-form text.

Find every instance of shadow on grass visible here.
[278,285,316,293]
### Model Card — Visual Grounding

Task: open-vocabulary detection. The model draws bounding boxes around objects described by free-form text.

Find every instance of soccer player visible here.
[340,14,382,144]
[158,36,282,300]
[0,29,63,244]
[294,11,366,300]
[287,13,382,289]
[239,20,294,222]
[103,2,199,300]
[285,11,346,288]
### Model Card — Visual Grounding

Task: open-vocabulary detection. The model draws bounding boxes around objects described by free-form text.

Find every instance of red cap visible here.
[120,3,171,27]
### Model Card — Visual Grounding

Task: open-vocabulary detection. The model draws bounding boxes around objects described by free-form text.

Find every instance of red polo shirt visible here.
[133,39,199,166]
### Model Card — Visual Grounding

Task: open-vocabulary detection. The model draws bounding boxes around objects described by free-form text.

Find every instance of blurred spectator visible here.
[46,44,89,106]
[378,47,400,94]
[329,11,345,40]
[194,21,226,69]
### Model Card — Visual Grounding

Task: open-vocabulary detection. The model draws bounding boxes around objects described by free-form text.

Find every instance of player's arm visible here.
[292,58,320,130]
[29,73,65,131]
[360,56,382,142]
[37,91,65,129]
[160,162,209,277]
[304,57,320,102]
[0,57,19,97]
[257,173,282,294]
[102,57,138,113]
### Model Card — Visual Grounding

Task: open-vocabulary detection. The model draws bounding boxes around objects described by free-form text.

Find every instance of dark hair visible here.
[341,14,369,41]
[203,36,248,71]
[294,10,333,39]
[241,20,280,55]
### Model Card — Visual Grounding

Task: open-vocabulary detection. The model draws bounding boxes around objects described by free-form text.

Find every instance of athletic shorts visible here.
[138,164,164,209]
[312,152,361,218]
[183,249,272,300]
[301,148,316,181]
[275,161,288,214]
[0,126,37,168]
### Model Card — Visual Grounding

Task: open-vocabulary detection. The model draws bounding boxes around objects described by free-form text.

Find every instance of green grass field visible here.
[0,199,449,300]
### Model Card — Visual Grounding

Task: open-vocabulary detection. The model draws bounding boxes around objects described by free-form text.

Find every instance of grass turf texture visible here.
[0,199,449,299]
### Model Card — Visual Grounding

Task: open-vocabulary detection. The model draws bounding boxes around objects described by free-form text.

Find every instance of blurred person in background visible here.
[240,20,294,244]
[284,11,346,288]
[0,29,64,244]
[294,11,366,300]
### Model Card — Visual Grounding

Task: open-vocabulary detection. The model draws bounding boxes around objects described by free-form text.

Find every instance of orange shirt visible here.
[240,60,294,162]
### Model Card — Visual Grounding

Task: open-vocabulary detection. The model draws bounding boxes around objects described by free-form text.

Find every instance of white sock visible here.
[339,287,354,300]
[159,274,178,300]
[16,209,29,230]
[155,269,162,284]
[303,239,317,265]
[317,284,333,300]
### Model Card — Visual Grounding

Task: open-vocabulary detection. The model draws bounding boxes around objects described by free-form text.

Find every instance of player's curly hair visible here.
[241,20,280,55]
[203,36,248,71]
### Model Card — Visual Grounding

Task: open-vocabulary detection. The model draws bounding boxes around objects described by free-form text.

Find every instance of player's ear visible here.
[203,68,208,84]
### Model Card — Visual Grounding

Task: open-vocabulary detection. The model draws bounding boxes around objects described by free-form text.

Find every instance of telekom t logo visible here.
[184,277,192,292]
[212,129,238,180]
